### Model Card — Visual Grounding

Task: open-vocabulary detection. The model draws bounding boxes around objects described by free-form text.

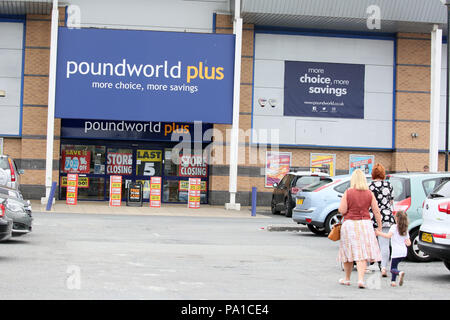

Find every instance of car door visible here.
[275,175,289,208]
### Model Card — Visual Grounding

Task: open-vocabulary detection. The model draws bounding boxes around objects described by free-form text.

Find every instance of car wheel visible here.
[407,228,432,262]
[444,261,450,271]
[271,197,280,215]
[325,211,341,234]
[307,224,326,235]
[284,198,293,218]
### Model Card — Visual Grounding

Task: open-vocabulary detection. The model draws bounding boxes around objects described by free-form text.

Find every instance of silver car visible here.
[0,155,24,190]
[0,186,32,237]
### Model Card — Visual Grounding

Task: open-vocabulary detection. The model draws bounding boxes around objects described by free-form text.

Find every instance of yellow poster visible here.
[310,153,336,176]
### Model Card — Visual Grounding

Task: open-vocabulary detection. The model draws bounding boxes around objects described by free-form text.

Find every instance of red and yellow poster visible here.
[61,176,89,188]
[188,178,201,209]
[310,153,336,176]
[150,176,162,208]
[179,180,206,192]
[265,151,291,187]
[66,173,78,205]
[109,175,122,207]
[62,150,90,174]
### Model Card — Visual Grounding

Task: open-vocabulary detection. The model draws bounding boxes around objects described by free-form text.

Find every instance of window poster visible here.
[265,151,292,187]
[310,153,336,176]
[349,154,375,175]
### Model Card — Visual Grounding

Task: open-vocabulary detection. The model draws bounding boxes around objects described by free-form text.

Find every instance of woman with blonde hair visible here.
[338,169,383,288]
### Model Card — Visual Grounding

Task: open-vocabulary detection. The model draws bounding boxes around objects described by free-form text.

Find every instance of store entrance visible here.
[59,140,209,204]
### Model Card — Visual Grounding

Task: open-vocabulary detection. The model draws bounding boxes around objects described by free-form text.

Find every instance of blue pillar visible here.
[251,187,257,216]
[46,181,57,211]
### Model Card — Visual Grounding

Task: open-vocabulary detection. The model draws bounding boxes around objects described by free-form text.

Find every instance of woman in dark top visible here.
[369,163,395,277]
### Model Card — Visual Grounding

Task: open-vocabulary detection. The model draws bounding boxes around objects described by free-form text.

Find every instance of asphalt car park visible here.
[0,210,449,300]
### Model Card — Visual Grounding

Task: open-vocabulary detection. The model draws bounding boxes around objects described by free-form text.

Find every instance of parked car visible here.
[271,171,329,217]
[0,155,24,190]
[387,172,450,262]
[292,174,372,235]
[0,199,13,241]
[0,186,32,236]
[418,180,450,271]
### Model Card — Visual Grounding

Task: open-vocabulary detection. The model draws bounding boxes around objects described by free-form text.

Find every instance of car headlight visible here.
[6,200,25,213]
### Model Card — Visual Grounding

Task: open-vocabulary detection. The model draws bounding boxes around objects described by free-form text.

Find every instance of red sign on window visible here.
[107,153,133,175]
[178,155,208,177]
[62,150,91,174]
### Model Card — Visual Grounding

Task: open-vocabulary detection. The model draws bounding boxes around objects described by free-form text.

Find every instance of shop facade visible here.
[59,119,212,203]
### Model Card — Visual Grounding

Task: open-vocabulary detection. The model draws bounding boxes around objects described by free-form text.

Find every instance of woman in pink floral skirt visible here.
[338,169,383,288]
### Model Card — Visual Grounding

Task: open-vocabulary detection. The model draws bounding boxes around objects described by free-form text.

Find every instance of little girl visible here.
[376,211,411,287]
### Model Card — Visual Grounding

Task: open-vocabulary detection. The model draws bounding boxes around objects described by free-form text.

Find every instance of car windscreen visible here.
[388,177,410,201]
[295,176,323,188]
[428,180,450,198]
[301,177,333,192]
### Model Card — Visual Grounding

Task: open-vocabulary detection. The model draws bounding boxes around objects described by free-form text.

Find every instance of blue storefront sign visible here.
[55,27,235,124]
[61,119,213,142]
[284,61,365,119]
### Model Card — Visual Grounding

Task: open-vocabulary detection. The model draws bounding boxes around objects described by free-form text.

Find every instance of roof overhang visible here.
[240,0,449,34]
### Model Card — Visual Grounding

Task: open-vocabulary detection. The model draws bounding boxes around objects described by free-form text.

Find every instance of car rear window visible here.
[0,158,9,170]
[334,181,350,194]
[295,176,322,188]
[428,180,450,198]
[388,177,410,201]
[301,177,333,192]
[422,178,441,197]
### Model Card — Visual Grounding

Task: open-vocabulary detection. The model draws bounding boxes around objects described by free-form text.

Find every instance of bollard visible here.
[251,187,257,216]
[46,181,57,211]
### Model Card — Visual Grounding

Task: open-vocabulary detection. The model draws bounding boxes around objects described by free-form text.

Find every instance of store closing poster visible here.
[265,152,292,187]
[284,61,365,119]
[349,154,375,175]
[310,153,336,176]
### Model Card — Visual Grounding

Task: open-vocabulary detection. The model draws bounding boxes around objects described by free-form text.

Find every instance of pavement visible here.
[30,200,274,219]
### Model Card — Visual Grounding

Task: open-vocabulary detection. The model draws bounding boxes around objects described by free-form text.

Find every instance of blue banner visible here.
[284,61,365,119]
[60,119,213,142]
[55,27,235,124]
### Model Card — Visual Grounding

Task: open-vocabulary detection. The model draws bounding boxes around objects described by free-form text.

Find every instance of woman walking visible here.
[369,163,395,277]
[338,169,383,288]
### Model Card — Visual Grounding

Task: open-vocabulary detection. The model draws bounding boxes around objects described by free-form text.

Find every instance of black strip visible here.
[22,135,60,140]
[15,159,59,170]
[24,74,49,77]
[397,64,430,68]
[396,90,430,94]
[396,119,429,123]
[23,104,48,107]
[397,37,430,41]
[25,46,50,50]
[395,148,429,153]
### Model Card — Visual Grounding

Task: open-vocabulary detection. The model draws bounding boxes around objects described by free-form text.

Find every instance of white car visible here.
[0,155,24,190]
[418,180,450,271]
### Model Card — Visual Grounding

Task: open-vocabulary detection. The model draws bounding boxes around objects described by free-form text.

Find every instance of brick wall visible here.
[393,33,432,172]
[3,9,65,199]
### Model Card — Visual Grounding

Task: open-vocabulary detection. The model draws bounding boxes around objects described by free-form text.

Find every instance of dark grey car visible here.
[0,186,32,237]
[0,200,13,241]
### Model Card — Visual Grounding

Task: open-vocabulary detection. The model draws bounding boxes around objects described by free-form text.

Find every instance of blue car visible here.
[292,174,372,235]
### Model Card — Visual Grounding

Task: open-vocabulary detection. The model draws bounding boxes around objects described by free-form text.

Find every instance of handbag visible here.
[328,222,342,241]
